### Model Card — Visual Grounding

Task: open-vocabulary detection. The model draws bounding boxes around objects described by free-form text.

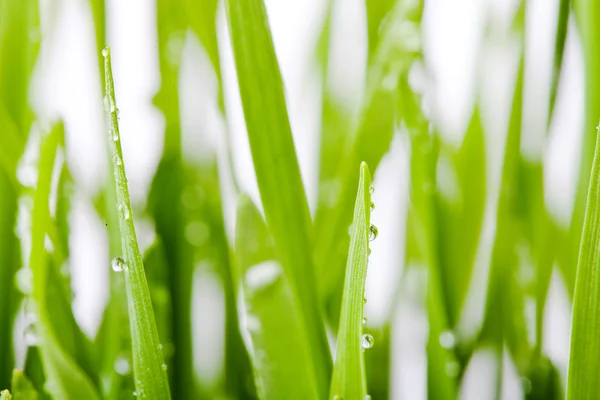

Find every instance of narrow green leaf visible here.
[11,370,38,400]
[329,162,372,400]
[224,0,331,395]
[567,125,600,399]
[30,124,100,400]
[235,195,319,400]
[103,47,171,400]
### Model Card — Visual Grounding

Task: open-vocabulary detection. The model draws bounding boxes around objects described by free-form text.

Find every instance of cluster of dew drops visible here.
[361,186,377,353]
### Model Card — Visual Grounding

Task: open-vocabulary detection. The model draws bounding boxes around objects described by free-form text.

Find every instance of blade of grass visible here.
[0,0,40,388]
[567,125,600,399]
[224,0,332,395]
[11,370,38,400]
[567,0,600,297]
[329,162,372,400]
[0,390,10,400]
[103,47,171,400]
[235,195,319,399]
[546,0,569,128]
[30,124,100,400]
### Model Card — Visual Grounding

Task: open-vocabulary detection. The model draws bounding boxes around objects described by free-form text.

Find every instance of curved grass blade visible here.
[30,125,100,400]
[224,0,331,395]
[329,162,372,400]
[567,125,600,399]
[103,47,171,400]
[11,370,38,400]
[235,195,319,400]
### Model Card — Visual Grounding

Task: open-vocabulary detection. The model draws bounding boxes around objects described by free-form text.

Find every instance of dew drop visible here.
[363,297,367,304]
[368,225,378,241]
[439,330,456,349]
[362,317,367,325]
[365,395,372,400]
[370,202,375,212]
[158,344,163,351]
[368,248,372,255]
[161,363,168,371]
[123,208,131,220]
[361,334,374,349]
[133,391,137,397]
[111,256,126,272]
[103,95,110,111]
[369,186,375,194]
[111,129,119,141]
[102,47,109,57]
[521,377,532,394]
[109,101,116,113]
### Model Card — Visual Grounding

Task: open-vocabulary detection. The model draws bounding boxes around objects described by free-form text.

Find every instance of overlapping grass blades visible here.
[329,162,372,400]
[103,47,171,400]
[224,0,332,396]
[235,195,319,400]
[567,125,600,399]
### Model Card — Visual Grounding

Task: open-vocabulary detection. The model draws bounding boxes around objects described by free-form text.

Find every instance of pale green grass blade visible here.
[103,47,170,400]
[235,195,319,400]
[547,0,569,127]
[11,370,38,400]
[30,124,100,400]
[225,0,331,395]
[329,162,372,400]
[0,0,40,388]
[567,126,600,399]
[566,0,600,297]
[0,390,10,400]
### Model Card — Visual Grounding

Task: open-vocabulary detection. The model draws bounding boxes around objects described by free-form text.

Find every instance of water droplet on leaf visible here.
[111,256,126,272]
[369,225,378,241]
[369,186,375,194]
[114,356,131,375]
[439,330,456,349]
[361,334,374,349]
[102,47,109,57]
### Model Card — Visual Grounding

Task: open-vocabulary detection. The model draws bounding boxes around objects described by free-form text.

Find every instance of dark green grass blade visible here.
[11,370,38,400]
[103,47,171,400]
[235,195,319,400]
[567,126,600,399]
[225,0,331,395]
[30,125,100,400]
[329,162,372,400]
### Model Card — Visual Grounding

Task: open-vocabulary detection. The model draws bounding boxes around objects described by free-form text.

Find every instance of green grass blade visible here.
[0,390,10,400]
[11,370,38,400]
[329,162,372,400]
[224,0,331,395]
[103,47,171,400]
[30,124,100,400]
[235,195,319,400]
[567,125,600,399]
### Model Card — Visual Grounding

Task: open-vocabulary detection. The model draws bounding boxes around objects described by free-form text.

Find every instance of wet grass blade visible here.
[567,125,600,399]
[30,124,100,400]
[103,47,171,400]
[225,0,331,395]
[235,195,319,400]
[329,162,372,400]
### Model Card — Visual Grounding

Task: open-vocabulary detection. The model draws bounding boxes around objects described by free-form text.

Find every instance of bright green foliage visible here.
[329,162,372,400]
[235,195,319,400]
[224,0,332,396]
[103,47,171,400]
[567,126,600,399]
[11,370,38,400]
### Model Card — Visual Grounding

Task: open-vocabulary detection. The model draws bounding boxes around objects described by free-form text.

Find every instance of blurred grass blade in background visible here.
[567,125,600,400]
[329,162,372,400]
[29,124,100,400]
[103,47,171,400]
[235,195,319,400]
[224,0,332,395]
[0,0,40,389]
